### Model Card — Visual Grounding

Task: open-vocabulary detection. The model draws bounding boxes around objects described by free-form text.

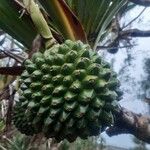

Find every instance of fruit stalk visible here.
[23,0,56,49]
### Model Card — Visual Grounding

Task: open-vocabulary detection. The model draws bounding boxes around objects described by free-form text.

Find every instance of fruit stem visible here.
[23,0,57,49]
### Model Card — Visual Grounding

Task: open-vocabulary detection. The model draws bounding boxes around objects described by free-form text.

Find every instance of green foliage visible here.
[0,0,37,48]
[0,120,5,132]
[39,0,87,42]
[0,103,5,133]
[0,134,31,150]
[65,0,127,49]
[59,136,106,150]
[0,0,127,50]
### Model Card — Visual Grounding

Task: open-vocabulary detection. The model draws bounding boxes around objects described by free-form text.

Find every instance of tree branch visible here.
[122,7,146,30]
[106,107,150,144]
[129,0,150,6]
[0,66,25,75]
[97,44,136,50]
[120,29,150,37]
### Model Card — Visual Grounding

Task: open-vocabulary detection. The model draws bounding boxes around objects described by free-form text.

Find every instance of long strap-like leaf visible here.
[39,0,87,42]
[0,0,37,48]
[93,0,128,50]
[66,0,127,49]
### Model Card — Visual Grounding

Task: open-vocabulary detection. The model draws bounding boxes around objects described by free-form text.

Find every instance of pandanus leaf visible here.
[0,0,37,48]
[65,0,127,49]
[39,0,87,42]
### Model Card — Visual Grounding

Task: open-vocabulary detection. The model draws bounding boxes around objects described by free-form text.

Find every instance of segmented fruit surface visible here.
[13,40,122,142]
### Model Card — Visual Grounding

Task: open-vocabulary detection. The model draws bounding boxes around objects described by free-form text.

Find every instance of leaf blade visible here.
[39,0,87,42]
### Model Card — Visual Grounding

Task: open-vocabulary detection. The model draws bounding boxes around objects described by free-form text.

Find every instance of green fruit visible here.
[14,40,122,142]
[13,102,35,135]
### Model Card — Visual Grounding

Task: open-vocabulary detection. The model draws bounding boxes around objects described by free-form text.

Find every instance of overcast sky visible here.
[100,5,150,149]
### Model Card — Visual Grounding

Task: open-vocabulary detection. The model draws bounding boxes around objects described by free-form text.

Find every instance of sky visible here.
[100,6,150,149]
